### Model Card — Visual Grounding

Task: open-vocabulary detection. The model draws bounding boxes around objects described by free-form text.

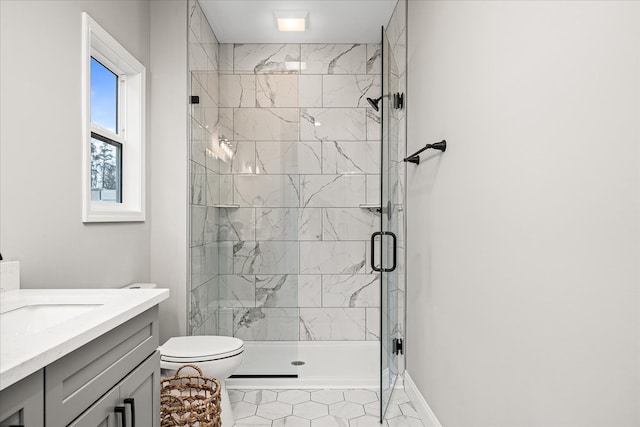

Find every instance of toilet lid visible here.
[160,336,244,361]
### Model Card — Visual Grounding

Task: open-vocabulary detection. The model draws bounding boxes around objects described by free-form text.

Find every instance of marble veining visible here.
[234,44,301,74]
[299,308,366,341]
[301,44,366,75]
[323,274,380,308]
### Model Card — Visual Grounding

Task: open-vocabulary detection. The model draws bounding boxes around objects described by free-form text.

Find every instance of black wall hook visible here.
[403,140,446,165]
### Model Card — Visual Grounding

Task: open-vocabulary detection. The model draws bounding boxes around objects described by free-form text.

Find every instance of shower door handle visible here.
[371,231,397,272]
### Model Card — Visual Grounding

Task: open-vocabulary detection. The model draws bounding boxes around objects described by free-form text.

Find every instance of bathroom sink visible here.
[1,288,170,391]
[0,303,102,337]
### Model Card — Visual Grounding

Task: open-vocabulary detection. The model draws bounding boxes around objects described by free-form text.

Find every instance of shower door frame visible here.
[378,24,405,422]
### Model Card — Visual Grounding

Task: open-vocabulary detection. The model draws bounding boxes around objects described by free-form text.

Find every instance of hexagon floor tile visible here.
[231,388,425,426]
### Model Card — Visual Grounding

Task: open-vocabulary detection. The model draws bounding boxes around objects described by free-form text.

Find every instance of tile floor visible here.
[230,388,425,426]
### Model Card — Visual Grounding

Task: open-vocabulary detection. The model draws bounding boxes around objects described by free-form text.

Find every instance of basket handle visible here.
[174,364,204,377]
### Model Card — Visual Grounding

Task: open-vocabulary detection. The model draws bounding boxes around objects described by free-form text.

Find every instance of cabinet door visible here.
[0,370,44,427]
[67,387,119,427]
[119,351,161,427]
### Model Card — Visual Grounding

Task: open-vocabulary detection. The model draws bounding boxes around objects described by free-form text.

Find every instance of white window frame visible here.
[81,12,146,222]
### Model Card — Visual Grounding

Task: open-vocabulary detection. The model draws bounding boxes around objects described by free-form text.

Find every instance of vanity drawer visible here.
[45,306,159,427]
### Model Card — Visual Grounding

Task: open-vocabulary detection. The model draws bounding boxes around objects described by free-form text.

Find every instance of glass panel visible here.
[380,26,404,420]
[90,57,118,133]
[90,136,122,202]
[188,69,299,376]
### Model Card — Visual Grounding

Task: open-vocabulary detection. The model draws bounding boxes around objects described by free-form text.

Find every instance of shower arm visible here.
[403,140,447,165]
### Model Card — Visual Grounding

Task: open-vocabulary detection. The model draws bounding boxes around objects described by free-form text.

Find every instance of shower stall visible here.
[186,0,407,420]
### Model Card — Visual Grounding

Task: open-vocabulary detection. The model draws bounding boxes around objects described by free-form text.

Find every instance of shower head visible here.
[366,96,382,112]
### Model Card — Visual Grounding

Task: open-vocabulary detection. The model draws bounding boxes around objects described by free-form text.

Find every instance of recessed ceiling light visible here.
[275,11,308,32]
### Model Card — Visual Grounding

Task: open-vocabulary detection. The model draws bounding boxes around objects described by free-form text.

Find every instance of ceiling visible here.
[199,1,398,44]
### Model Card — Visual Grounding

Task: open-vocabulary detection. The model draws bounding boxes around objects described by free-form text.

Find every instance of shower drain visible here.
[291,360,306,366]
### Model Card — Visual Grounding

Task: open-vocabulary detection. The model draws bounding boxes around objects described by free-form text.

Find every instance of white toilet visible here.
[159,335,244,426]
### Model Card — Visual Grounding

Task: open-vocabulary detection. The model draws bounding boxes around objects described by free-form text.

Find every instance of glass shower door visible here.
[379,29,403,421]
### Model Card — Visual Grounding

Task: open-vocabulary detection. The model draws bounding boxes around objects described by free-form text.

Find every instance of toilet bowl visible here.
[159,335,244,426]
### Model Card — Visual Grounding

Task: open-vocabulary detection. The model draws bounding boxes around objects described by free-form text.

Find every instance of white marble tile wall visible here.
[208,42,384,341]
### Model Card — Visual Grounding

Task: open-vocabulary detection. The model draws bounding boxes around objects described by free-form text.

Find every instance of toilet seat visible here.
[160,336,244,363]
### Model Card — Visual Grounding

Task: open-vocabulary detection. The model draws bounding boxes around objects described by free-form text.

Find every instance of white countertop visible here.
[0,288,169,390]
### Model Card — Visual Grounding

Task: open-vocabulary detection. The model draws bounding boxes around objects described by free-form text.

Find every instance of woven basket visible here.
[160,364,222,427]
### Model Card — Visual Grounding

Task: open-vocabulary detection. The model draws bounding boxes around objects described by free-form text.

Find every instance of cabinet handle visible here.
[124,398,136,427]
[115,406,127,427]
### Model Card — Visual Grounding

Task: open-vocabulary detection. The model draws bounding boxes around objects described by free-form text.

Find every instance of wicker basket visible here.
[160,364,222,427]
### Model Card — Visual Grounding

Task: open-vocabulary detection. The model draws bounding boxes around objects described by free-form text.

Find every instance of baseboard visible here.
[404,371,443,427]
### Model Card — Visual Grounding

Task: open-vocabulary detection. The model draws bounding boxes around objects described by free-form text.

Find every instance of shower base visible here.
[227,341,379,389]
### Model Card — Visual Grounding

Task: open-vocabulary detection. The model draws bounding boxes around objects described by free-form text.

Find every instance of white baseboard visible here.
[404,371,442,427]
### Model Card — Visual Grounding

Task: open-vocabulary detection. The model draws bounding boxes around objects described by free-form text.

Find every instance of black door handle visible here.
[371,231,397,272]
[124,398,136,427]
[115,406,127,427]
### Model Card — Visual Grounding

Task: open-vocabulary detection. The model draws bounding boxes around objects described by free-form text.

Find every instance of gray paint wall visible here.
[149,0,189,343]
[0,0,151,288]
[406,1,640,426]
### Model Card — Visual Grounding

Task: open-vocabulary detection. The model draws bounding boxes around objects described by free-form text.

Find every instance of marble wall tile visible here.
[204,207,217,244]
[256,141,322,175]
[300,175,365,208]
[191,243,218,287]
[218,241,235,275]
[256,75,298,108]
[220,141,255,174]
[255,208,298,241]
[323,274,380,308]
[191,161,206,205]
[256,275,298,307]
[188,2,202,43]
[235,175,299,207]
[299,75,322,108]
[234,241,299,275]
[365,308,380,340]
[301,44,366,75]
[366,175,380,205]
[219,275,255,308]
[191,118,206,166]
[234,307,299,340]
[203,309,218,335]
[322,208,378,241]
[234,108,299,141]
[322,75,380,108]
[191,205,207,247]
[218,108,234,140]
[220,75,256,108]
[300,108,366,141]
[234,44,301,74]
[366,44,381,75]
[218,307,234,336]
[299,275,322,307]
[218,44,234,73]
[254,207,321,241]
[220,175,234,205]
[299,241,365,275]
[298,207,323,241]
[216,207,255,241]
[206,170,220,208]
[299,308,366,340]
[322,141,380,175]
[366,109,381,141]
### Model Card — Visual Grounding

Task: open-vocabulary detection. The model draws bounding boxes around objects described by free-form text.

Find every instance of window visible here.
[82,13,145,222]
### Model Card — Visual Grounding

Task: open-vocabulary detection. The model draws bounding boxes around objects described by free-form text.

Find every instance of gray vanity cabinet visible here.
[46,306,161,427]
[0,370,44,427]
[68,352,160,427]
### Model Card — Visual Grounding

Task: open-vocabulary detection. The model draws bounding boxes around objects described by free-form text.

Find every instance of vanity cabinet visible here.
[46,306,161,427]
[0,370,44,427]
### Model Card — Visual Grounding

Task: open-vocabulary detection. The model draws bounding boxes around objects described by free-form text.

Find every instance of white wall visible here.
[0,0,151,288]
[406,2,640,426]
[149,0,189,342]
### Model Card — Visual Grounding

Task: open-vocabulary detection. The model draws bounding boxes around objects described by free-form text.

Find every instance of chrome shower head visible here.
[366,96,382,112]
